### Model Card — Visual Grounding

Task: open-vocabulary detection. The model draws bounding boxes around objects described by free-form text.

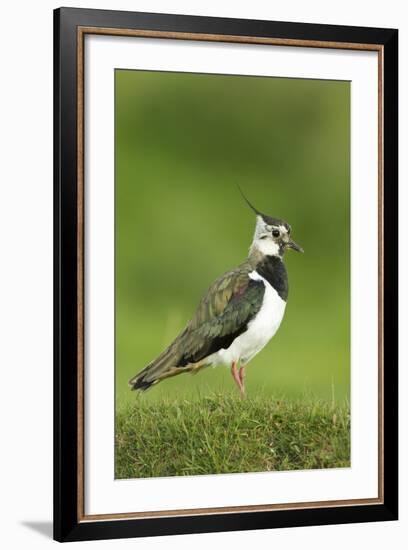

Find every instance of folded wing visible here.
[129,262,265,390]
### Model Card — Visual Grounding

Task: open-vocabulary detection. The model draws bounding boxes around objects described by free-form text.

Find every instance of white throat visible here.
[252,239,280,256]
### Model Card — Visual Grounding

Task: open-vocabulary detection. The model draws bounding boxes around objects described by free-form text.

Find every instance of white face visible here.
[251,216,290,257]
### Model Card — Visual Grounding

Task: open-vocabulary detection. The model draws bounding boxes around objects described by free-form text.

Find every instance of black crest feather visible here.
[236,185,288,229]
[236,184,263,216]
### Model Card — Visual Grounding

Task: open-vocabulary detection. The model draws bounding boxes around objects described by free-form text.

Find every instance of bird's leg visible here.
[231,361,246,399]
[238,365,246,399]
[230,361,243,395]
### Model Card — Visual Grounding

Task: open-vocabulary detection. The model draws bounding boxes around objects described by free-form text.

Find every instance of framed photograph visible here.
[54,7,398,542]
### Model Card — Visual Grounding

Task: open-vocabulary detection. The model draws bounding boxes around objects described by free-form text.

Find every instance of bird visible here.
[128,190,303,398]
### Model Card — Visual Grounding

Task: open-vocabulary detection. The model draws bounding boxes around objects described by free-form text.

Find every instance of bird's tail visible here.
[128,343,181,391]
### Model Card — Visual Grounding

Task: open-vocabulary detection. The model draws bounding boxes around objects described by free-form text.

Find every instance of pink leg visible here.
[238,366,246,399]
[230,361,243,395]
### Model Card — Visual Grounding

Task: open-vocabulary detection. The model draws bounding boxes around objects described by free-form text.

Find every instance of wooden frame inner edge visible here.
[76,26,385,522]
[79,26,383,51]
[377,46,384,504]
[77,26,85,522]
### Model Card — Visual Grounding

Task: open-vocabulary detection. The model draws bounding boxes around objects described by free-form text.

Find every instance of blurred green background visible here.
[115,69,350,409]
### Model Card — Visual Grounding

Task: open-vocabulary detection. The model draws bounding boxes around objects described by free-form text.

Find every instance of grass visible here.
[115,393,350,479]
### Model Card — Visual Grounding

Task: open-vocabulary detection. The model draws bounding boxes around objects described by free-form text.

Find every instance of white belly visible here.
[207,271,286,367]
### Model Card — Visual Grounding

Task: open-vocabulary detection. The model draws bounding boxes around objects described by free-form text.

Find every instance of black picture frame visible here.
[54,7,398,542]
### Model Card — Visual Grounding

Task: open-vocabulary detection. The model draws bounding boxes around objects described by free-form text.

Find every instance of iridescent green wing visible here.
[177,262,265,366]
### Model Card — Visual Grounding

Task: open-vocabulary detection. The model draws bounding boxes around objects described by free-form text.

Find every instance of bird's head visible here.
[252,214,303,257]
[238,187,304,258]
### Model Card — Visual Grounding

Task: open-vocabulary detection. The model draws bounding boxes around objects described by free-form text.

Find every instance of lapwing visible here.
[129,192,303,398]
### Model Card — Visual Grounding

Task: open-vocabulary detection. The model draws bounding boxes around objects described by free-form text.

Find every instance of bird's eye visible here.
[272,229,280,238]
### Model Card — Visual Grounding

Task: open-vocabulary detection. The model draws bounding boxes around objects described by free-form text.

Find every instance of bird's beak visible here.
[286,239,304,253]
